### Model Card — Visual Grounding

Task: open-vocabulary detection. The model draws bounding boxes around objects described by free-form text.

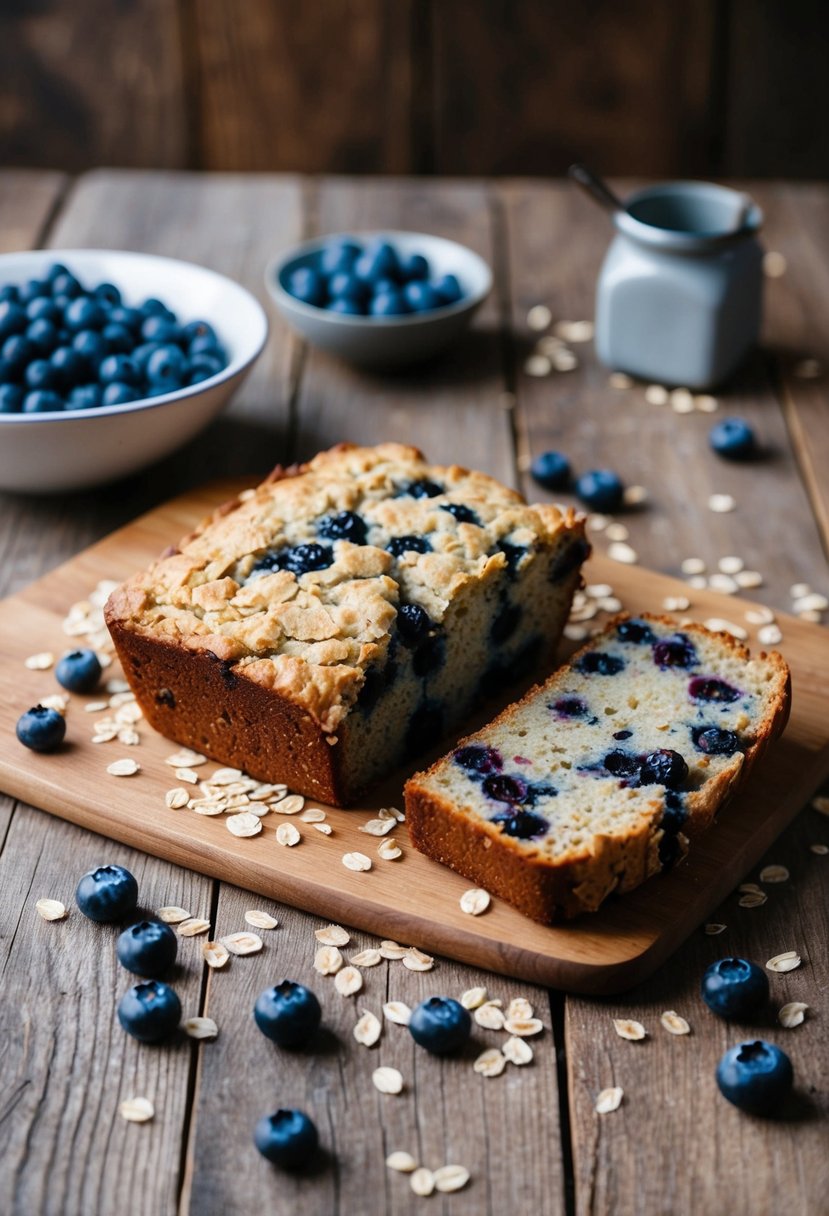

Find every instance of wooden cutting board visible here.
[0,480,826,994]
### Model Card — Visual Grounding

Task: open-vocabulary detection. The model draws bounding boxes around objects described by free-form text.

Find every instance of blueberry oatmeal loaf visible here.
[405,614,790,920]
[105,443,588,805]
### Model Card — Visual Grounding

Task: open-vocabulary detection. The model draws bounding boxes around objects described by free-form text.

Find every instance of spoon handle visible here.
[568,163,625,216]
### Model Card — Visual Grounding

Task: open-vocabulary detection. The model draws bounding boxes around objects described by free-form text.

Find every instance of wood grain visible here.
[0,170,66,253]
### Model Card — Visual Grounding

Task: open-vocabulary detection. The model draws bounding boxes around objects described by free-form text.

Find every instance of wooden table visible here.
[1,170,827,1216]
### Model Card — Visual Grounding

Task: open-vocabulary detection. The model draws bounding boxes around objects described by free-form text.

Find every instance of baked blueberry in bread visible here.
[405,614,790,920]
[105,443,588,805]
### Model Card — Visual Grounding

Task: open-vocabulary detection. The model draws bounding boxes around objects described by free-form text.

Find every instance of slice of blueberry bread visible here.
[105,443,588,805]
[405,614,790,920]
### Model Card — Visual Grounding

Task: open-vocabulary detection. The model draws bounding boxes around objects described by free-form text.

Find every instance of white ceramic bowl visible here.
[266,231,492,368]
[0,249,268,493]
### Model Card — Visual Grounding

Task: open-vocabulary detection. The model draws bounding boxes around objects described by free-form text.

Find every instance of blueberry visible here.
[287,266,326,307]
[26,296,60,324]
[254,980,322,1047]
[552,696,588,718]
[482,773,528,804]
[186,354,223,384]
[116,920,178,977]
[99,353,140,386]
[355,241,400,285]
[189,334,225,361]
[50,272,82,299]
[639,748,688,790]
[688,676,741,703]
[23,390,63,413]
[398,478,444,499]
[369,290,409,317]
[93,282,121,307]
[118,980,181,1043]
[102,322,134,354]
[146,345,185,388]
[409,996,471,1054]
[617,619,657,645]
[317,510,368,544]
[253,542,334,578]
[132,341,161,370]
[328,271,367,302]
[495,809,549,838]
[613,729,633,740]
[531,450,570,490]
[102,382,140,406]
[25,317,59,351]
[692,725,740,755]
[549,537,590,583]
[16,705,66,751]
[653,635,698,669]
[50,346,87,387]
[108,306,142,332]
[46,262,70,283]
[432,274,463,305]
[328,298,365,315]
[441,502,479,525]
[577,651,625,675]
[66,384,103,410]
[55,648,102,693]
[141,297,173,317]
[710,417,757,461]
[412,633,445,677]
[0,300,28,340]
[141,315,180,344]
[701,957,769,1019]
[319,241,362,277]
[491,602,521,643]
[397,603,434,646]
[402,281,441,312]
[64,296,106,332]
[386,534,431,557]
[575,469,624,512]
[75,864,138,922]
[71,329,107,367]
[716,1040,793,1116]
[406,702,444,755]
[18,279,49,305]
[2,333,36,377]
[524,783,558,806]
[24,358,59,391]
[254,1109,318,1169]
[398,252,429,281]
[499,540,527,578]
[603,750,642,782]
[454,744,503,775]
[0,384,23,412]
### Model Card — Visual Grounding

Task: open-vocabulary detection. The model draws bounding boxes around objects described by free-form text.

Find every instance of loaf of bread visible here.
[105,443,588,805]
[405,614,790,920]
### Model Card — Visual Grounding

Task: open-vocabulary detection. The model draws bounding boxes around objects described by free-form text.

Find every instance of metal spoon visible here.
[568,163,625,218]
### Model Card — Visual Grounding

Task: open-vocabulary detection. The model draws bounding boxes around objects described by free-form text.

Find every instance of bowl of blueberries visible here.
[267,231,492,368]
[0,249,268,493]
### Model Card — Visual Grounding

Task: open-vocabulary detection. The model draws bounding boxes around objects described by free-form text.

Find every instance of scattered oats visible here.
[359,817,396,837]
[507,997,533,1021]
[342,851,372,872]
[189,799,226,817]
[564,623,588,641]
[119,1097,154,1124]
[555,319,594,343]
[175,767,200,785]
[475,1002,505,1030]
[789,581,811,599]
[115,702,142,725]
[461,987,489,1010]
[379,940,407,960]
[314,945,344,975]
[244,910,278,929]
[383,1001,412,1025]
[718,555,745,575]
[623,484,648,505]
[315,924,350,946]
[663,596,690,612]
[107,758,140,777]
[503,1036,534,1065]
[372,1066,404,1095]
[117,728,141,746]
[380,805,406,822]
[460,888,491,915]
[275,822,301,846]
[609,372,634,389]
[410,1167,435,1197]
[586,583,614,599]
[434,1165,470,1193]
[595,1087,623,1114]
[799,608,824,623]
[599,596,623,613]
[738,892,768,908]
[793,357,823,379]
[107,690,136,708]
[606,525,630,545]
[300,807,326,823]
[313,822,333,835]
[505,1016,544,1037]
[156,906,191,924]
[708,574,739,595]
[778,1002,808,1029]
[694,394,719,413]
[525,354,552,377]
[645,384,669,405]
[746,605,775,625]
[763,250,787,277]
[221,931,263,956]
[402,946,435,972]
[660,1011,691,1036]
[178,918,211,937]
[708,493,736,513]
[527,304,552,331]
[793,592,828,613]
[670,387,695,413]
[810,843,828,854]
[758,624,783,646]
[760,864,789,884]
[208,766,245,785]
[203,940,230,968]
[226,812,263,838]
[704,618,747,640]
[551,347,578,372]
[613,1019,646,1041]
[249,783,287,801]
[705,923,727,935]
[386,1151,417,1172]
[39,694,68,714]
[334,966,363,996]
[739,882,763,894]
[608,542,638,565]
[185,1016,218,1040]
[536,334,566,356]
[767,951,801,972]
[377,838,403,860]
[92,724,119,743]
[587,513,609,531]
[25,651,54,670]
[273,794,305,815]
[246,802,270,819]
[351,948,382,967]
[687,575,708,590]
[35,898,67,921]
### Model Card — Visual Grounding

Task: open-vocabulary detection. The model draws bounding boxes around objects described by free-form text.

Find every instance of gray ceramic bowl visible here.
[266,231,492,368]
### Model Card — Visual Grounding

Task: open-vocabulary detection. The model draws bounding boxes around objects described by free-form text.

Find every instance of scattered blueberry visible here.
[613,729,633,740]
[254,980,322,1047]
[397,603,434,646]
[118,980,181,1043]
[710,417,757,461]
[639,748,689,790]
[409,996,471,1054]
[254,542,334,577]
[116,920,178,977]
[577,651,625,676]
[549,537,590,583]
[399,478,443,499]
[701,957,769,1019]
[55,647,102,693]
[617,619,657,645]
[603,750,643,782]
[689,676,741,703]
[692,725,740,755]
[531,450,570,490]
[716,1040,793,1115]
[441,502,479,525]
[482,773,528,804]
[16,705,66,752]
[317,510,368,545]
[495,809,549,838]
[387,534,432,557]
[552,696,588,718]
[75,864,138,922]
[254,1109,318,1168]
[653,635,698,669]
[575,469,624,512]
[498,540,527,578]
[454,744,503,775]
[94,282,121,307]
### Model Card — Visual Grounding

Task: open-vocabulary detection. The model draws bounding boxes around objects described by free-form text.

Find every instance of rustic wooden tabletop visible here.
[0,170,827,1216]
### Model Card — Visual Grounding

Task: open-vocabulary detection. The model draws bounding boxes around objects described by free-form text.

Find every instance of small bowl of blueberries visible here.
[0,249,268,493]
[267,231,492,368]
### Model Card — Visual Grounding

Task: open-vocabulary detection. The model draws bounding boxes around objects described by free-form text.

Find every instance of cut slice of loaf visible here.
[405,613,791,921]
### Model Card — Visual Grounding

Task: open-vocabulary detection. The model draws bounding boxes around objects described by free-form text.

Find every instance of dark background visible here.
[0,0,827,180]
